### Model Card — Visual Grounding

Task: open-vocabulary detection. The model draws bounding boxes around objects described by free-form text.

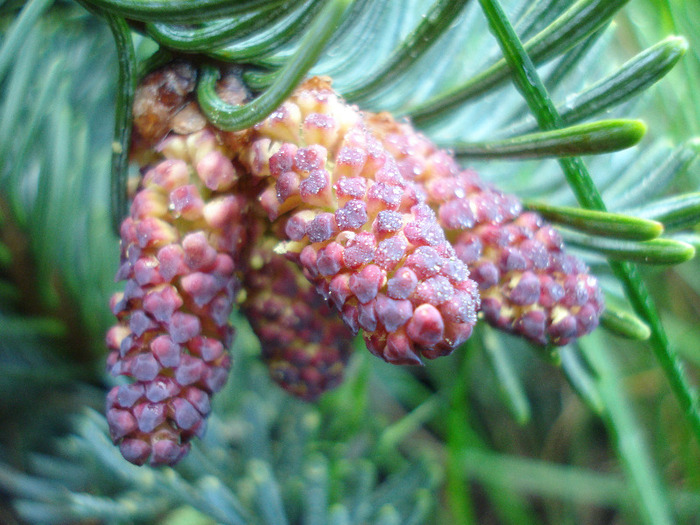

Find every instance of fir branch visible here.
[477,0,700,454]
[476,2,690,523]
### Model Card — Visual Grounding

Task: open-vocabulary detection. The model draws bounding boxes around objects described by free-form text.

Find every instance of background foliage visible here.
[1,0,699,523]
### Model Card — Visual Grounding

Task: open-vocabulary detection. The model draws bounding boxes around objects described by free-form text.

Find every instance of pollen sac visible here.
[367,114,604,346]
[451,216,604,345]
[241,239,353,401]
[106,128,252,467]
[235,78,480,364]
